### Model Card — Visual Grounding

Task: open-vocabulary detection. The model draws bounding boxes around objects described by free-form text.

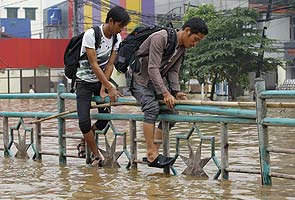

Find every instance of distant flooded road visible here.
[0,97,294,199]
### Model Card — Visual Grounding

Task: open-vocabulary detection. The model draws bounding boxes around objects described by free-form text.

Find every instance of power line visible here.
[0,0,30,8]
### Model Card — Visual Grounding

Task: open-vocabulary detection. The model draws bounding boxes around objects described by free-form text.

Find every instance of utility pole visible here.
[256,0,273,78]
[74,0,78,36]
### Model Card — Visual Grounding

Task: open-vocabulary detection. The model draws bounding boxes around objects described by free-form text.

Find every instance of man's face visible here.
[183,27,206,49]
[110,20,126,34]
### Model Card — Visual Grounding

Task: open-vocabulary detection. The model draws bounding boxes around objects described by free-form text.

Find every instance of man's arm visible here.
[86,47,120,102]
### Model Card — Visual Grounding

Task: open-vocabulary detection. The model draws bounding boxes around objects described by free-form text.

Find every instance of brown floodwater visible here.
[0,97,294,199]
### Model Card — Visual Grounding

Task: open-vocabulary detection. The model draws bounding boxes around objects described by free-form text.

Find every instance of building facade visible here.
[0,0,43,38]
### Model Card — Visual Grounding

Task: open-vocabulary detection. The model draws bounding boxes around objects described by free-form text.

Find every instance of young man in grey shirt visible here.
[129,17,208,168]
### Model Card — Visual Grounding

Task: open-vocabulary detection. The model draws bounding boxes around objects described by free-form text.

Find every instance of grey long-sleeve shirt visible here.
[133,29,185,95]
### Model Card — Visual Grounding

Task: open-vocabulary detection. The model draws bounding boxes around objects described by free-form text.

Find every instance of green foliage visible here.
[184,4,217,22]
[181,5,282,99]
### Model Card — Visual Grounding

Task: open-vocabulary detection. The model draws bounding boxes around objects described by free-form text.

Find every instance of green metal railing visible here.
[0,80,294,184]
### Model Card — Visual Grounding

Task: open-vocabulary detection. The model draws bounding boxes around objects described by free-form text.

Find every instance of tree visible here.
[182,6,282,100]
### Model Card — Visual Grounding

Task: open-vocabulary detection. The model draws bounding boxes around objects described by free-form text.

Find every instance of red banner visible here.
[0,38,69,68]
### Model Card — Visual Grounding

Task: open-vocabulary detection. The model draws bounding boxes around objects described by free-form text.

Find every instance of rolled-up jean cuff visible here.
[143,117,157,124]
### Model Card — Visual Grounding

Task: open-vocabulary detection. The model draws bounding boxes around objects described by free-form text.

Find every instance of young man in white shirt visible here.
[76,6,130,166]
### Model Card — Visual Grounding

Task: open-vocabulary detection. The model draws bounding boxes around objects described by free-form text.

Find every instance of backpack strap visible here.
[94,25,117,51]
[93,26,102,49]
[161,47,185,77]
[163,28,177,58]
[79,26,101,61]
[111,34,118,51]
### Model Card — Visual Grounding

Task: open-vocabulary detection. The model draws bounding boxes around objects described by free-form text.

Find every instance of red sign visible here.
[0,38,70,68]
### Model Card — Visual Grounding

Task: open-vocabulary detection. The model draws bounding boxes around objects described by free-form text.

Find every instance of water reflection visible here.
[0,98,294,199]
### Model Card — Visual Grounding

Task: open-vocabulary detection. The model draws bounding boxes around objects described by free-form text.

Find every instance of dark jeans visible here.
[76,80,110,134]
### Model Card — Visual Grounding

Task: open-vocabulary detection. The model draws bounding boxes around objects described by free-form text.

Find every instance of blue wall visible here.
[0,18,31,38]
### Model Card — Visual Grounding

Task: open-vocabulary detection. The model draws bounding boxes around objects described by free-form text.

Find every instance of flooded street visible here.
[0,97,295,199]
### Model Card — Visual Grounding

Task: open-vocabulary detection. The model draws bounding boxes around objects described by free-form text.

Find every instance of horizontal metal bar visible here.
[267,147,295,154]
[0,93,57,99]
[133,159,145,164]
[91,96,135,103]
[63,153,80,158]
[133,138,161,144]
[0,112,257,124]
[39,151,59,156]
[39,133,58,138]
[270,172,295,180]
[260,90,295,99]
[36,151,82,159]
[166,105,256,119]
[0,112,53,118]
[63,135,83,139]
[61,93,295,108]
[157,114,256,124]
[262,117,295,126]
[226,168,261,174]
[39,133,83,139]
[226,168,295,180]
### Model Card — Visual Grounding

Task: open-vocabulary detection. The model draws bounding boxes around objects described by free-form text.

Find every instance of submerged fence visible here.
[0,78,295,185]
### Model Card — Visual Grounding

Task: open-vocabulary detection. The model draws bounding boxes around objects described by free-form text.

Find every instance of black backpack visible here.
[63,26,117,92]
[114,26,177,73]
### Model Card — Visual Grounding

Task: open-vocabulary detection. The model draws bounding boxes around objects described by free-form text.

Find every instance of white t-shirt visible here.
[76,24,122,82]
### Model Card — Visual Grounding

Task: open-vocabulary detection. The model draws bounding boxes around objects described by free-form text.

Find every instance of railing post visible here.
[162,120,170,174]
[57,84,66,164]
[220,122,229,180]
[129,119,137,169]
[34,121,42,160]
[3,116,10,157]
[255,78,272,185]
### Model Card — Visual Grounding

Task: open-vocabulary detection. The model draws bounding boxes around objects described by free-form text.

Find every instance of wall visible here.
[43,1,73,39]
[0,38,69,68]
[0,0,43,38]
[76,0,155,36]
[0,18,31,38]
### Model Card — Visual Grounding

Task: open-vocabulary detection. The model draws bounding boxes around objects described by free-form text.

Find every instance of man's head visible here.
[105,6,130,34]
[181,17,208,48]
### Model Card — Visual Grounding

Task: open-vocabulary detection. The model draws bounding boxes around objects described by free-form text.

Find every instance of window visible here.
[6,7,19,18]
[24,8,37,20]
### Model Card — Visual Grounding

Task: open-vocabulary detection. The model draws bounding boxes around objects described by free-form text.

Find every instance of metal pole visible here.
[255,78,272,185]
[34,121,42,160]
[129,119,137,169]
[221,122,229,180]
[256,0,272,78]
[3,116,10,157]
[74,0,79,35]
[57,83,66,164]
[162,121,170,174]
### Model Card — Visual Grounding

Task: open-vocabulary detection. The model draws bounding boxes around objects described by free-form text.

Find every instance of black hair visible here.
[182,17,208,35]
[105,6,130,26]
